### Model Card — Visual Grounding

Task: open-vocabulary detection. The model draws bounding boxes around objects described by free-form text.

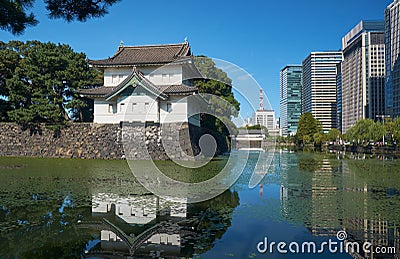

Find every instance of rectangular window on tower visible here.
[167,103,172,112]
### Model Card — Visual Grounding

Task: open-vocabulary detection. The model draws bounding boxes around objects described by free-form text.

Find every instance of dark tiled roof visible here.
[89,43,191,67]
[160,85,198,95]
[77,86,117,97]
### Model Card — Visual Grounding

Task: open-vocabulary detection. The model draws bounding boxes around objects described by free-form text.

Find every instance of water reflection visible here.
[80,191,239,258]
[279,152,400,258]
[0,154,400,258]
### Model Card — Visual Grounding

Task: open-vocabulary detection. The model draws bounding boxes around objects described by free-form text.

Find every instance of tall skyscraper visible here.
[341,20,385,133]
[302,52,342,133]
[280,65,302,136]
[336,63,342,133]
[385,1,400,117]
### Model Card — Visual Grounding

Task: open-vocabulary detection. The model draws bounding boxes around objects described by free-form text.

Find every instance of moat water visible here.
[0,151,399,258]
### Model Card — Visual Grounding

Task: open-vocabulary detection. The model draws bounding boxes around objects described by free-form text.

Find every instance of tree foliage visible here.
[193,56,240,136]
[389,118,400,143]
[326,128,341,142]
[0,0,38,35]
[344,119,384,144]
[0,0,120,35]
[296,112,322,145]
[343,118,400,146]
[0,40,101,125]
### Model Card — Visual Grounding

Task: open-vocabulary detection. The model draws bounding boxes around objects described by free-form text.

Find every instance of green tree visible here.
[1,0,120,35]
[193,56,240,136]
[296,112,321,145]
[313,132,325,147]
[326,128,341,142]
[0,40,101,125]
[390,118,400,144]
[345,119,381,145]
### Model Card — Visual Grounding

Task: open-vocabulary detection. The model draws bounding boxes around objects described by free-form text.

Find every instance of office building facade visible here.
[336,63,342,133]
[385,1,400,117]
[252,110,276,130]
[341,20,385,133]
[280,65,302,136]
[302,52,342,133]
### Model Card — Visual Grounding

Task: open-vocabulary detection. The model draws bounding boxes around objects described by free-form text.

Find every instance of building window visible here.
[108,104,113,113]
[112,74,124,84]
[120,103,125,112]
[144,103,149,111]
[112,75,118,84]
[132,103,137,111]
[167,103,172,112]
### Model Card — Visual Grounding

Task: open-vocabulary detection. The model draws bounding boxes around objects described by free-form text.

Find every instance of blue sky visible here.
[0,0,393,120]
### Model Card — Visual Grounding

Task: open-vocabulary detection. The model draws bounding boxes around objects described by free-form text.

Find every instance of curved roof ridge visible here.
[89,42,192,67]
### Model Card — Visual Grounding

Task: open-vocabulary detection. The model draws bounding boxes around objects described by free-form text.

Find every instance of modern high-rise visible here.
[336,63,342,133]
[280,65,302,136]
[341,20,385,133]
[302,52,342,133]
[385,1,400,117]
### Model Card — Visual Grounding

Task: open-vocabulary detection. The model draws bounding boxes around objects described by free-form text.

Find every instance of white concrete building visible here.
[251,110,276,130]
[79,42,203,126]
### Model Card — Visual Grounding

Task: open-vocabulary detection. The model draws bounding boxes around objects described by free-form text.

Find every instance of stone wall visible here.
[0,123,123,159]
[0,122,226,160]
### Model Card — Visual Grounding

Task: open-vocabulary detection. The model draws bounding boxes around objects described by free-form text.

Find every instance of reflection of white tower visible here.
[91,193,188,252]
[92,193,187,224]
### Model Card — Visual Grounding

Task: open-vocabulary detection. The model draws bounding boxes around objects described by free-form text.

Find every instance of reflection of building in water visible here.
[310,158,342,236]
[232,129,267,151]
[279,154,400,258]
[87,193,189,257]
[281,155,343,235]
[92,193,187,224]
[83,191,240,258]
[341,160,400,259]
[279,152,313,223]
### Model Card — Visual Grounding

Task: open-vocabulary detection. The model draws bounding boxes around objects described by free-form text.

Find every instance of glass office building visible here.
[385,1,400,117]
[280,65,302,136]
[336,63,342,133]
[341,20,385,133]
[302,52,342,133]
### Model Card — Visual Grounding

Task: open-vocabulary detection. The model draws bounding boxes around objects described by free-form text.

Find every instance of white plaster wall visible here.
[104,68,132,86]
[93,100,117,123]
[187,95,203,127]
[118,95,159,123]
[103,65,183,87]
[93,95,159,123]
[159,96,188,124]
[141,65,182,86]
[94,94,202,125]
